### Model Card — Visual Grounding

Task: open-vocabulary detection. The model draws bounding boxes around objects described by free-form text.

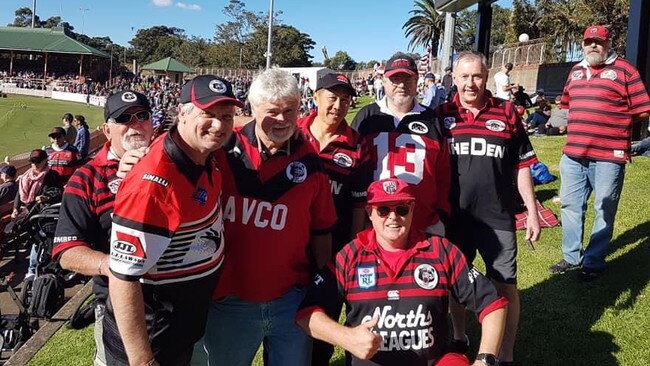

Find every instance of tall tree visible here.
[403,0,443,57]
[129,26,187,64]
[245,25,314,67]
[324,51,357,70]
[9,7,44,27]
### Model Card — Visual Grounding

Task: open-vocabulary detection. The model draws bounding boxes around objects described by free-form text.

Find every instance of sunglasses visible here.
[115,111,151,124]
[374,205,410,217]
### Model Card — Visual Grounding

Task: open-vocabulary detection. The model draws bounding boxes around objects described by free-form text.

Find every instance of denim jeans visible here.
[202,287,311,366]
[631,137,650,157]
[559,154,625,270]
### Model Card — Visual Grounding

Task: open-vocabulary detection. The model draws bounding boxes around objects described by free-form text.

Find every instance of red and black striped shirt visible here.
[297,229,506,366]
[560,54,650,162]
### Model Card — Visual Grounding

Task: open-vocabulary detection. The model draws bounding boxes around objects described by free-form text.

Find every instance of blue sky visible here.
[1,0,511,63]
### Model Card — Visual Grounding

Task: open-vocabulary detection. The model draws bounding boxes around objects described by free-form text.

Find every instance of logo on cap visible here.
[391,59,411,68]
[209,79,227,94]
[336,75,349,83]
[121,92,137,103]
[382,180,398,194]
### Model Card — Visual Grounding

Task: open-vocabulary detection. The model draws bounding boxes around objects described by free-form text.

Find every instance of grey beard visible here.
[122,134,149,151]
[585,52,605,66]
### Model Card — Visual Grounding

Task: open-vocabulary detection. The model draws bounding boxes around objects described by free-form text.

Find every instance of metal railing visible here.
[490,39,549,69]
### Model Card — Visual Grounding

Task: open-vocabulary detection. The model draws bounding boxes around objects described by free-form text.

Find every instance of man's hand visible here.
[35,195,48,204]
[117,147,149,178]
[343,316,382,360]
[525,210,541,242]
[10,209,19,219]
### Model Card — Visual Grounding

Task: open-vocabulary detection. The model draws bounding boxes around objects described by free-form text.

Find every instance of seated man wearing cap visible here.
[105,76,241,366]
[298,73,371,366]
[296,178,508,366]
[45,126,80,184]
[52,90,154,366]
[0,165,18,206]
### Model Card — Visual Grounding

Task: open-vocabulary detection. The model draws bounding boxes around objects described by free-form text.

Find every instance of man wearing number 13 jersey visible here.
[352,52,451,235]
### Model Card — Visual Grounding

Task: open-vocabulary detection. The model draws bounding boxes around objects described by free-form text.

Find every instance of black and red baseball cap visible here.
[384,53,418,78]
[180,75,244,109]
[104,90,151,121]
[367,178,415,204]
[48,127,66,138]
[316,73,357,97]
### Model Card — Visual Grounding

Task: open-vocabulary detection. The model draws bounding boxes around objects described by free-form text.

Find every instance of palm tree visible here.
[403,0,444,57]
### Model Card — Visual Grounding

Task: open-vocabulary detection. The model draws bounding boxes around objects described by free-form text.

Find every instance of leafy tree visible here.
[324,51,357,70]
[129,26,187,64]
[9,7,44,27]
[455,5,510,51]
[245,25,314,67]
[403,0,443,57]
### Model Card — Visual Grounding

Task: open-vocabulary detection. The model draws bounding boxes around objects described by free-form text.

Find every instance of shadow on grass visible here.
[516,221,650,365]
[534,188,558,205]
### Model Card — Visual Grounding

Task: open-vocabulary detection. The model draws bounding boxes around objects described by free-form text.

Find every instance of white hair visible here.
[453,51,488,74]
[248,69,300,110]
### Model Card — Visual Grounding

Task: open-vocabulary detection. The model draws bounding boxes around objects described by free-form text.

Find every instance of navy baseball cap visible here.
[424,72,435,80]
[105,91,151,121]
[316,73,357,97]
[180,75,244,109]
[0,165,16,176]
[384,54,418,78]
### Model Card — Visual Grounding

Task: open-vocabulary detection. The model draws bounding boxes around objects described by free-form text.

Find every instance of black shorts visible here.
[448,222,517,284]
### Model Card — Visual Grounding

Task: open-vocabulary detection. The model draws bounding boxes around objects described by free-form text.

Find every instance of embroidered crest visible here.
[443,117,456,129]
[209,79,227,93]
[382,180,398,194]
[571,70,584,81]
[408,121,429,134]
[286,161,307,183]
[332,152,354,168]
[107,178,122,194]
[414,264,438,290]
[485,119,506,132]
[600,69,617,81]
[357,266,376,289]
[121,92,137,103]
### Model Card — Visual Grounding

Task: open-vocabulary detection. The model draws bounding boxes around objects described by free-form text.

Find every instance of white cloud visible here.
[152,0,173,7]
[176,2,202,11]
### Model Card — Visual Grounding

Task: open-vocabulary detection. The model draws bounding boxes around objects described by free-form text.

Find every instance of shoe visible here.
[24,272,35,282]
[578,268,603,282]
[448,335,469,354]
[548,259,578,274]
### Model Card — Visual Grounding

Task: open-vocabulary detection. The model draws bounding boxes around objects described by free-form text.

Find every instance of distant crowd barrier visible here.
[0,84,107,107]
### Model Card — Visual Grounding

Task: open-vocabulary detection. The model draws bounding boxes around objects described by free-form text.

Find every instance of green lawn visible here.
[0,94,104,158]
[27,96,650,365]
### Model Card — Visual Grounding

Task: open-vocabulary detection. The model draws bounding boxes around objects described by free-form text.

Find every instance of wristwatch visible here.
[475,353,499,366]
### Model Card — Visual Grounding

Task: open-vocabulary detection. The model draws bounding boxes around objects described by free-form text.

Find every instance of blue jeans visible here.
[202,287,311,366]
[631,137,650,157]
[559,155,625,270]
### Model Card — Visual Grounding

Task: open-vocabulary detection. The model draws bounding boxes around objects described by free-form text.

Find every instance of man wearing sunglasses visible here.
[106,76,241,366]
[297,178,508,366]
[53,90,155,366]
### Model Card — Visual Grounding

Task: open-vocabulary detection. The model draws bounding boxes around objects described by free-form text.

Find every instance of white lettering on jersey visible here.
[223,196,288,230]
[330,180,343,195]
[373,133,426,185]
[361,305,435,351]
[448,138,505,158]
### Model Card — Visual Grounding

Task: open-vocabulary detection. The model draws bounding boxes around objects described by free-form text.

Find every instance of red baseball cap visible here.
[384,54,418,78]
[583,25,608,42]
[367,178,415,204]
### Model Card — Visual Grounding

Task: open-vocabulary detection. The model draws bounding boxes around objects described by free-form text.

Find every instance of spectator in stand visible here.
[525,105,552,134]
[45,127,80,183]
[296,178,508,366]
[549,25,650,281]
[0,165,18,206]
[493,63,518,101]
[11,149,63,280]
[538,96,568,135]
[62,113,77,145]
[73,115,91,159]
[52,90,155,366]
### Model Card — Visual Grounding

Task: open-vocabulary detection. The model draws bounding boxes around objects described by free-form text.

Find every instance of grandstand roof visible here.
[0,26,109,57]
[141,57,194,73]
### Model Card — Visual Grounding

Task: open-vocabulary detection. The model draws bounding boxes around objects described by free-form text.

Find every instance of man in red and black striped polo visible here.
[297,178,507,366]
[53,90,155,365]
[549,25,650,280]
[298,73,372,365]
[434,51,540,366]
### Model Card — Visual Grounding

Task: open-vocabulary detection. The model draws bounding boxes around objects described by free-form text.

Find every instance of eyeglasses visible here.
[114,111,151,124]
[374,205,410,217]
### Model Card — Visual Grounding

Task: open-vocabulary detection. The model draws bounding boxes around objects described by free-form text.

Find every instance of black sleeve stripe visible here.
[113,215,174,238]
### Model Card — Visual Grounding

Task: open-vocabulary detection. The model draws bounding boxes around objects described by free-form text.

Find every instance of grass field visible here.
[0,94,104,158]
[26,96,650,366]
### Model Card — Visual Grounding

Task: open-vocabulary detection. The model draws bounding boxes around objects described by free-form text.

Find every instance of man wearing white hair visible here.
[202,68,337,365]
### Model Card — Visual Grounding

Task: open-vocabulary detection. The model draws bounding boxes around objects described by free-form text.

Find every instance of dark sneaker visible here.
[548,259,578,274]
[578,268,603,282]
[448,335,469,354]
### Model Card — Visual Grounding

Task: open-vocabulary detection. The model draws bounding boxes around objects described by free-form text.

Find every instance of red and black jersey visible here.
[45,143,79,183]
[105,128,225,364]
[560,54,650,163]
[52,142,122,301]
[297,229,507,366]
[213,121,337,303]
[435,93,538,230]
[298,111,371,253]
[351,101,451,232]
